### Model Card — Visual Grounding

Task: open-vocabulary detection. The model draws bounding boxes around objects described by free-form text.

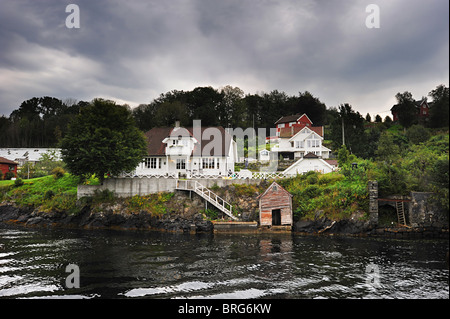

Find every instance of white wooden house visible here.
[133,123,237,177]
[271,126,331,159]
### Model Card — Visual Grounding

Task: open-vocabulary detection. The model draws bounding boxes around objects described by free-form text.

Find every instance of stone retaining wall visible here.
[77,177,261,199]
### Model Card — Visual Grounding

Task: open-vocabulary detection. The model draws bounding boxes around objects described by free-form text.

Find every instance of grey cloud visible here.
[0,0,448,117]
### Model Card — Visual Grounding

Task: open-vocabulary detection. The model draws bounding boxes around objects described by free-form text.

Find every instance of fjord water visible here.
[0,225,448,299]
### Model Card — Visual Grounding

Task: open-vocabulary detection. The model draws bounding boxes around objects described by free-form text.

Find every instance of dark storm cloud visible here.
[0,0,448,118]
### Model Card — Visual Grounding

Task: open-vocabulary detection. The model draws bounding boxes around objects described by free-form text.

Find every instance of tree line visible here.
[1,84,448,160]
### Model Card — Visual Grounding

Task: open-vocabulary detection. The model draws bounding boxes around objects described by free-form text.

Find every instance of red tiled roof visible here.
[279,125,324,138]
[325,159,338,167]
[0,157,18,165]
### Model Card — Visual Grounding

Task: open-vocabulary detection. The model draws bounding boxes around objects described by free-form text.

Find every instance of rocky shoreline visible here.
[0,204,213,233]
[293,211,449,239]
[0,203,448,238]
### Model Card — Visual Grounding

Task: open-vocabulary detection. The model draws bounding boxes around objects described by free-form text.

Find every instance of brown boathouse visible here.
[258,182,293,227]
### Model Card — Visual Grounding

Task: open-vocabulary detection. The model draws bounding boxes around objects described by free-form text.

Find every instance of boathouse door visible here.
[272,209,281,226]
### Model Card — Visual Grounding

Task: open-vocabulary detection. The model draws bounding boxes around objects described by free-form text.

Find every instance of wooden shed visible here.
[258,182,293,227]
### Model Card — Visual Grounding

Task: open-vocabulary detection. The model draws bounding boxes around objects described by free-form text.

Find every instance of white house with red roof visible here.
[271,114,331,159]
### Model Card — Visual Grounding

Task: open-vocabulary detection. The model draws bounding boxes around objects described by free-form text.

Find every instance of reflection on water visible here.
[0,225,448,299]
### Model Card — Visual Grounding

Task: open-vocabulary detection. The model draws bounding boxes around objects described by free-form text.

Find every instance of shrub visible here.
[44,189,55,200]
[14,178,24,187]
[52,167,66,179]
[306,173,319,185]
[4,172,14,180]
[204,208,219,220]
[302,185,322,199]
[92,189,116,203]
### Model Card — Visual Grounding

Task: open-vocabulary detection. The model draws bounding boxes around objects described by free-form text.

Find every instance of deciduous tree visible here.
[60,99,147,183]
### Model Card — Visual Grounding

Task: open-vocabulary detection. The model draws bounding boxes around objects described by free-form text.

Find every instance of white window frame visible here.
[176,159,186,170]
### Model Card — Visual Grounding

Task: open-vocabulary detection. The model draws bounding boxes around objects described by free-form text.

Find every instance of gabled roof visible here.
[303,152,319,158]
[391,98,434,111]
[0,157,18,165]
[280,125,323,138]
[257,181,293,199]
[325,159,338,167]
[283,155,334,175]
[287,126,324,141]
[274,113,313,125]
[144,126,233,157]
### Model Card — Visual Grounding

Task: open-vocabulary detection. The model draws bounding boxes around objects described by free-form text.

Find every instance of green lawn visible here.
[0,174,99,213]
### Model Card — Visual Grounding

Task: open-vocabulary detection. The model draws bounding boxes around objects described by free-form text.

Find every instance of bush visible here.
[204,208,219,220]
[4,172,14,180]
[406,124,430,144]
[302,185,322,199]
[52,167,66,179]
[306,173,319,185]
[14,178,24,187]
[92,189,116,203]
[44,189,55,200]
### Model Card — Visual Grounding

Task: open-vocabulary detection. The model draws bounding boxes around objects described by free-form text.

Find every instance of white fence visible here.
[118,169,295,180]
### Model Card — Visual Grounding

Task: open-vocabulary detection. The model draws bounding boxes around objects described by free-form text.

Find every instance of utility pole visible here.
[342,117,345,146]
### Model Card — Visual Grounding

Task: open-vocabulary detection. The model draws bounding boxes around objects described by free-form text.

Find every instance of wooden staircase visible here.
[176,180,238,221]
[396,201,407,226]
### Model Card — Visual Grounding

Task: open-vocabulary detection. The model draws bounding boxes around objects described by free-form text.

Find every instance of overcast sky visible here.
[0,0,448,119]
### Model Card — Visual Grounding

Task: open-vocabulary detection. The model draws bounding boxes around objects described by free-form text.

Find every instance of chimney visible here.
[175,120,180,128]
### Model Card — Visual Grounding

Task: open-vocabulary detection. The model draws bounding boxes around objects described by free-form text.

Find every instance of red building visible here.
[274,113,324,137]
[0,157,18,179]
[391,98,433,122]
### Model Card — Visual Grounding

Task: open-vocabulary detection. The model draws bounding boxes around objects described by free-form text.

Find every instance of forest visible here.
[0,84,448,161]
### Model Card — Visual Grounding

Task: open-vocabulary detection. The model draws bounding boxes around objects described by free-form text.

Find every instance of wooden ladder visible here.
[176,180,238,221]
[396,201,407,226]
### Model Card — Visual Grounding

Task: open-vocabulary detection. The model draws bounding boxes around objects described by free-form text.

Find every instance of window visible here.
[143,158,150,168]
[144,157,160,169]
[150,158,157,169]
[202,158,215,169]
[307,139,320,148]
[176,159,186,170]
[295,141,304,149]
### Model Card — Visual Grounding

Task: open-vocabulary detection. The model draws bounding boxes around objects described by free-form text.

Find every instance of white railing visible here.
[119,170,295,180]
[119,171,179,179]
[176,180,237,220]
